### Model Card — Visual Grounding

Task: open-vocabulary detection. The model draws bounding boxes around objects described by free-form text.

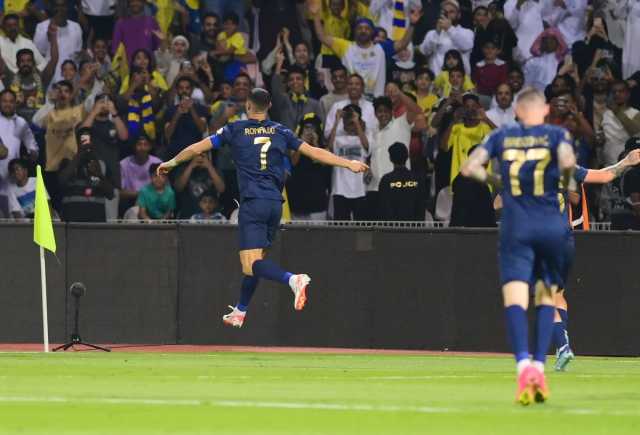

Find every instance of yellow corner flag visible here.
[33,165,56,254]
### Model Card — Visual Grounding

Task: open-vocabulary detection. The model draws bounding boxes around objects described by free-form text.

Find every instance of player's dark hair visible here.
[516,87,546,106]
[388,142,408,165]
[248,88,271,112]
[373,96,393,111]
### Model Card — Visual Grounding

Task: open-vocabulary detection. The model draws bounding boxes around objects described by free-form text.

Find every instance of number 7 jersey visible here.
[210,119,303,202]
[481,123,573,218]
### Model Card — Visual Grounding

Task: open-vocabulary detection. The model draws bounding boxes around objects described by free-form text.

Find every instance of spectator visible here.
[504,0,544,64]
[0,90,39,186]
[190,191,227,221]
[286,114,332,221]
[137,163,176,220]
[119,134,162,209]
[441,93,493,185]
[76,60,105,107]
[60,59,78,86]
[491,66,524,109]
[370,0,422,41]
[119,48,169,95]
[602,81,640,166]
[34,0,83,84]
[324,74,376,138]
[58,127,115,222]
[433,50,475,98]
[79,94,129,190]
[5,158,45,218]
[377,142,426,221]
[201,0,248,32]
[311,3,417,97]
[112,0,161,64]
[327,104,371,220]
[367,89,421,219]
[542,0,587,47]
[619,0,640,79]
[89,39,114,85]
[449,145,496,227]
[523,28,568,92]
[33,80,85,173]
[472,38,508,104]
[486,83,515,127]
[80,0,116,42]
[271,60,324,131]
[8,43,59,123]
[571,15,622,80]
[289,40,325,100]
[211,12,256,82]
[471,6,518,67]
[192,13,221,57]
[156,35,191,87]
[164,77,209,157]
[414,66,439,118]
[317,0,353,64]
[172,152,225,219]
[0,14,47,74]
[121,66,162,142]
[319,64,349,116]
[418,0,474,76]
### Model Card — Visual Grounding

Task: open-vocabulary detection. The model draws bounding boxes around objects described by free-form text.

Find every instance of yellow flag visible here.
[33,165,56,254]
[111,42,129,81]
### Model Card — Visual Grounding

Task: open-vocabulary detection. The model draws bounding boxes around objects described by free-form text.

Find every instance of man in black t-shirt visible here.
[378,142,426,221]
[171,152,226,219]
[164,77,210,157]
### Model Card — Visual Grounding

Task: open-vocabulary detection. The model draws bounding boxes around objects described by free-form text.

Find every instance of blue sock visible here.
[505,305,529,362]
[252,259,293,285]
[237,275,260,312]
[533,305,556,363]
[552,320,568,351]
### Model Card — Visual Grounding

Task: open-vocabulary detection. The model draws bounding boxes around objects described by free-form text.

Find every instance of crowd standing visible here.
[0,0,639,228]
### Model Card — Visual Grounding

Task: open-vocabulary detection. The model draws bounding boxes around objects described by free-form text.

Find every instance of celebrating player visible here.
[551,148,640,371]
[461,87,576,405]
[157,88,368,328]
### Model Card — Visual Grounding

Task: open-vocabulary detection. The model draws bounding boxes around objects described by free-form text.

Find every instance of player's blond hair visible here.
[515,87,546,108]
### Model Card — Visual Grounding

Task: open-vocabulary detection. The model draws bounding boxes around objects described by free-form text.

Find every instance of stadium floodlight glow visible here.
[52,282,111,352]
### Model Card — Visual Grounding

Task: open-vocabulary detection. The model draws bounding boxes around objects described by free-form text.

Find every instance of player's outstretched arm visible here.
[157,137,214,175]
[298,142,368,173]
[461,147,489,181]
[584,149,640,184]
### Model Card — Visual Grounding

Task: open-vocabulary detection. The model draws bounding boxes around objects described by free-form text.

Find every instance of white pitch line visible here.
[0,396,638,417]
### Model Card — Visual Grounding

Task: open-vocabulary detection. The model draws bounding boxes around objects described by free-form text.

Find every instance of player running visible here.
[157,88,368,327]
[552,149,640,371]
[461,88,577,405]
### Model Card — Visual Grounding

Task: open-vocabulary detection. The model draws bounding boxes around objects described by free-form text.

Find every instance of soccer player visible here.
[157,88,368,328]
[552,149,640,371]
[461,87,577,405]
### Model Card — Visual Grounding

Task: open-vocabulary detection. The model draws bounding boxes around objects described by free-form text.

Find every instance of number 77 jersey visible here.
[210,119,303,202]
[481,122,573,218]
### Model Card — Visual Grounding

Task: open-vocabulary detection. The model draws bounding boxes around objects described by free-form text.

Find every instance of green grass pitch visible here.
[0,351,638,434]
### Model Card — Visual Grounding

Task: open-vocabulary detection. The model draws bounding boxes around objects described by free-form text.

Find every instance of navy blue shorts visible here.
[238,198,282,250]
[499,219,570,288]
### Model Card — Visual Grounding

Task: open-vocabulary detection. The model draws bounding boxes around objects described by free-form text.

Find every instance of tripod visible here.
[53,283,110,352]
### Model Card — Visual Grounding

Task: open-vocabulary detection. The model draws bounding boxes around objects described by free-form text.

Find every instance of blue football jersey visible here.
[210,119,303,201]
[482,123,573,217]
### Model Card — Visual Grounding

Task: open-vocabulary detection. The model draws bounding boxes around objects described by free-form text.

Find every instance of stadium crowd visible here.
[0,0,639,228]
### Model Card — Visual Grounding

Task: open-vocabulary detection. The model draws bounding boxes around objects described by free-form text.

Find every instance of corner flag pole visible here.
[39,246,49,352]
[34,165,56,353]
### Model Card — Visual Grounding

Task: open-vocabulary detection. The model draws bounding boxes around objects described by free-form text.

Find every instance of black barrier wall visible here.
[1,224,638,356]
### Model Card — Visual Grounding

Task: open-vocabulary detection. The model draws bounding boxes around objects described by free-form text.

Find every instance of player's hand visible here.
[347,160,369,173]
[157,161,175,176]
[624,149,640,167]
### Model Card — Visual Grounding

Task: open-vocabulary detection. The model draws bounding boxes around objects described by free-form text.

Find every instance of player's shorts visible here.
[237,198,282,250]
[559,233,576,291]
[499,217,571,288]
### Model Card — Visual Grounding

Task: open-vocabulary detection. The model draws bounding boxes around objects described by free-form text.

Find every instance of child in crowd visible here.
[472,38,508,106]
[434,50,475,97]
[190,191,227,221]
[137,163,176,220]
[414,66,439,118]
[6,159,41,218]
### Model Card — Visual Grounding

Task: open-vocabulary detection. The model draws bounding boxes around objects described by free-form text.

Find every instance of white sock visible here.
[532,361,545,373]
[516,359,530,375]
